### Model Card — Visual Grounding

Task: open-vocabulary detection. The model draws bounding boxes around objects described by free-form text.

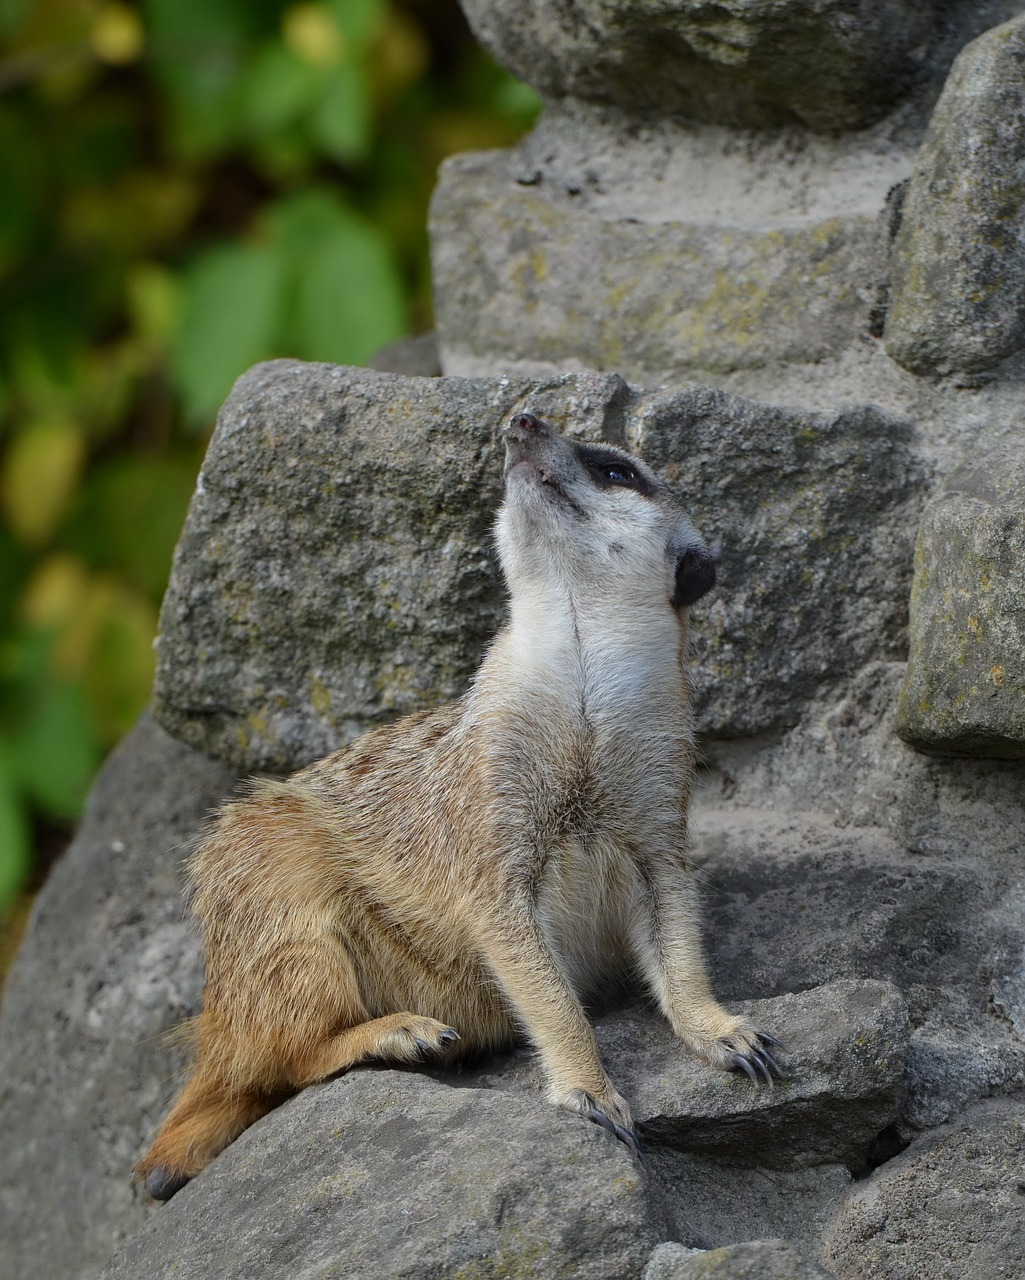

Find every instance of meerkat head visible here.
[495,412,715,613]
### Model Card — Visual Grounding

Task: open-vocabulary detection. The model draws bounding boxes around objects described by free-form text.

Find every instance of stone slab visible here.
[431,148,888,382]
[152,361,631,772]
[100,1071,669,1280]
[897,459,1025,757]
[885,15,1025,376]
[821,1100,1025,1279]
[459,0,938,131]
[0,714,238,1280]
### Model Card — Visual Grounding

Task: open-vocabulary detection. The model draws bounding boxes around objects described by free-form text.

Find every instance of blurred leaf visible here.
[310,61,371,162]
[371,7,429,101]
[65,454,197,597]
[12,680,100,820]
[0,526,30,631]
[173,240,286,424]
[326,0,383,52]
[142,0,253,155]
[489,76,542,121]
[81,586,157,739]
[125,261,182,347]
[238,41,322,135]
[19,552,90,633]
[0,745,31,914]
[1,420,86,546]
[264,187,406,363]
[267,185,348,250]
[282,3,345,68]
[62,171,201,254]
[0,0,32,36]
[92,2,145,65]
[292,210,405,365]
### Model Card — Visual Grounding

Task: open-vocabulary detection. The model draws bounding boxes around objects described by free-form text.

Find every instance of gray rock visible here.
[902,1022,1025,1131]
[821,1100,1025,1279]
[645,1238,835,1280]
[690,806,1025,1131]
[152,360,632,772]
[631,389,927,735]
[430,144,890,382]
[154,364,926,767]
[448,980,909,1171]
[618,981,909,1171]
[100,1071,669,1280]
[697,660,1025,866]
[367,331,441,376]
[0,713,238,1280]
[691,812,1002,1021]
[649,1159,851,1261]
[458,0,939,131]
[884,15,1025,376]
[897,458,1025,758]
[989,881,1025,1045]
[644,1243,705,1279]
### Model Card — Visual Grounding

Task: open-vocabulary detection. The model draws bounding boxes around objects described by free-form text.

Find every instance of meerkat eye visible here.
[599,462,637,486]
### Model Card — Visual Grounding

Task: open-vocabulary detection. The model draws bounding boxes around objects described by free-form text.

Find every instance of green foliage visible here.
[0,0,539,916]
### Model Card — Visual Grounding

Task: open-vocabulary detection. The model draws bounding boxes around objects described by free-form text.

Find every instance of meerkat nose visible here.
[505,412,547,440]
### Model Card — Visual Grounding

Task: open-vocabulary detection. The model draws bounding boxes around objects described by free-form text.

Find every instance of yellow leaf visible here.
[91,2,144,65]
[1,421,86,547]
[125,262,183,347]
[80,581,157,740]
[372,8,428,101]
[20,553,91,630]
[283,3,346,68]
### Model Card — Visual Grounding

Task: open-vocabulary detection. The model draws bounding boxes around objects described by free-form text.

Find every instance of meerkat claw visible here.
[584,1105,645,1160]
[755,1046,784,1080]
[728,1031,785,1087]
[731,1052,761,1085]
[413,1027,461,1057]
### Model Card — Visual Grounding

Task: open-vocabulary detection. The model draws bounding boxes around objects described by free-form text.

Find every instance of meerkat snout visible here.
[134,410,779,1202]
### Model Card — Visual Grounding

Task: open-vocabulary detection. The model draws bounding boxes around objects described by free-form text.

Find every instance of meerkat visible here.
[136,411,780,1201]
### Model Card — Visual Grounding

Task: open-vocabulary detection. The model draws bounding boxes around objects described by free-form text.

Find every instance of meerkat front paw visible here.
[719,1028,783,1087]
[676,1011,784,1086]
[553,1084,643,1158]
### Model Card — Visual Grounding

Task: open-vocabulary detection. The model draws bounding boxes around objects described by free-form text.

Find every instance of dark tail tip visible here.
[144,1165,192,1202]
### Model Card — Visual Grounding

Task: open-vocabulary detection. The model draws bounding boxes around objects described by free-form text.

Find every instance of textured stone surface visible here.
[101,1071,668,1280]
[691,812,1001,1018]
[431,146,889,381]
[0,714,238,1280]
[368,330,441,376]
[821,1100,1025,1279]
[459,0,938,131]
[453,980,910,1171]
[631,389,926,735]
[646,1239,836,1280]
[897,459,1025,758]
[154,365,926,767]
[153,361,632,772]
[884,15,1025,376]
[616,982,909,1170]
[687,806,1025,1131]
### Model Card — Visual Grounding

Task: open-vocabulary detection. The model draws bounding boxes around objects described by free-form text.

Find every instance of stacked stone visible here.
[3,5,1025,1280]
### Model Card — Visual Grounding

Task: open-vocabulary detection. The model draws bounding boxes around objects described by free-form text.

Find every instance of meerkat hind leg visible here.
[288,1012,461,1086]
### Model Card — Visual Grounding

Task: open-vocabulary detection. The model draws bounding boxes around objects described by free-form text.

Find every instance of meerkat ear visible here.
[672,545,717,608]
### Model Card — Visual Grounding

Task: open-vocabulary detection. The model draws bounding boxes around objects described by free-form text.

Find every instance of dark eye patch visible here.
[578,445,651,494]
